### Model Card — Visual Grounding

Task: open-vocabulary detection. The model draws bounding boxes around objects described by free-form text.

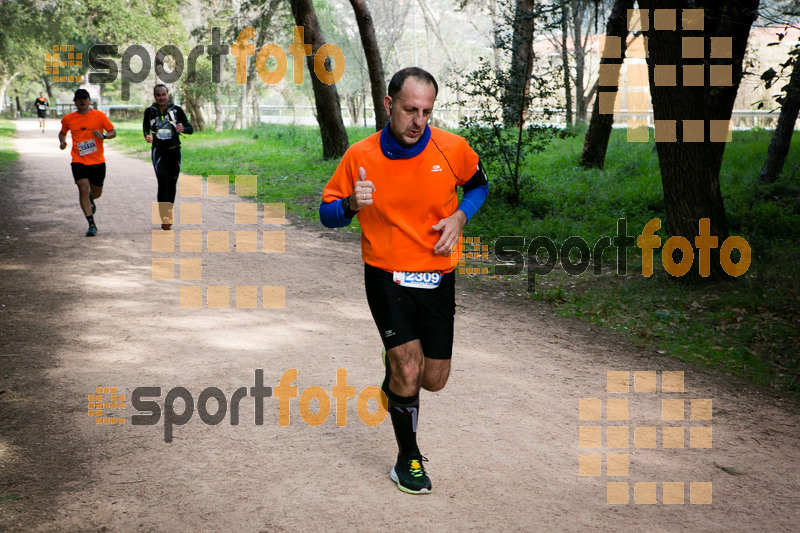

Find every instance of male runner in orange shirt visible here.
[59,89,116,236]
[34,92,49,132]
[320,67,488,494]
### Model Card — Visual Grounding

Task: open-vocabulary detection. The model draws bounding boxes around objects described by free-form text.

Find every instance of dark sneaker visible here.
[390,454,432,494]
[90,198,96,214]
[161,223,172,231]
[86,224,97,237]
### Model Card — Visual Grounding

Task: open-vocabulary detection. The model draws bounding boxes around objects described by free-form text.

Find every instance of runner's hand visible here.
[92,129,103,140]
[176,124,184,133]
[145,134,153,144]
[59,141,67,150]
[349,167,375,210]
[432,210,468,256]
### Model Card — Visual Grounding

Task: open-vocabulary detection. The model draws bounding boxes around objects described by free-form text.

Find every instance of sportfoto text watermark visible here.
[491,218,751,292]
[129,369,386,443]
[87,26,345,100]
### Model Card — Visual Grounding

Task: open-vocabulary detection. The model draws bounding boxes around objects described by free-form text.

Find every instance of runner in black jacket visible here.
[143,84,193,230]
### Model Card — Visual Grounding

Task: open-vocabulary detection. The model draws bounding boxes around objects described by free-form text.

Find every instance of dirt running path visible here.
[1,118,798,532]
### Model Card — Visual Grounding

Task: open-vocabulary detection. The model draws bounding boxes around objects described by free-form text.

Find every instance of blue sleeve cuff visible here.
[319,199,354,228]
[458,183,488,222]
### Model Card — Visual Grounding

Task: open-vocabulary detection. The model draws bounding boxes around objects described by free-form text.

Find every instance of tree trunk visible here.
[639,0,759,280]
[245,0,281,130]
[183,90,207,131]
[504,0,536,126]
[42,76,53,99]
[580,0,634,169]
[234,84,247,130]
[252,86,261,127]
[290,0,349,159]
[490,0,503,77]
[560,0,573,126]
[346,93,362,126]
[349,0,389,131]
[214,83,224,132]
[1,72,20,114]
[759,48,800,184]
[572,0,587,122]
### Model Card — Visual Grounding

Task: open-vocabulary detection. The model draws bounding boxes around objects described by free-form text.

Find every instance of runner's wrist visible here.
[342,196,357,217]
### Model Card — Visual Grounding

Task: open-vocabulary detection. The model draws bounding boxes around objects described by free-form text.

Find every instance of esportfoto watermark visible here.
[91,369,387,443]
[457,218,751,292]
[72,26,344,100]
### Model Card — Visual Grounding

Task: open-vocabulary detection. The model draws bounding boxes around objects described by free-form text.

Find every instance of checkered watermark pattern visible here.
[46,45,84,83]
[150,174,286,309]
[451,236,490,275]
[598,8,733,143]
[88,387,126,425]
[578,371,713,505]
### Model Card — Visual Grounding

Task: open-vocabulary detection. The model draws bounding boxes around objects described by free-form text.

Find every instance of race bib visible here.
[393,271,442,289]
[77,139,97,156]
[38,105,46,110]
[156,128,173,140]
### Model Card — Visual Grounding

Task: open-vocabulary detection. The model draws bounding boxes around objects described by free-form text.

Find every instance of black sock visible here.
[385,387,420,458]
[86,215,95,225]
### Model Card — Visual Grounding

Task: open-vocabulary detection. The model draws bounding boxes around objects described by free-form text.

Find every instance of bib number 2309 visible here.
[393,271,441,289]
[77,139,97,156]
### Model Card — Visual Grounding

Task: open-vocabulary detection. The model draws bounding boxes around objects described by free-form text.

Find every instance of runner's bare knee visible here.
[422,359,450,392]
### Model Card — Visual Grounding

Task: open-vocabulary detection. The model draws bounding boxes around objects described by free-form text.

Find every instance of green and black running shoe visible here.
[390,454,432,494]
[86,224,97,237]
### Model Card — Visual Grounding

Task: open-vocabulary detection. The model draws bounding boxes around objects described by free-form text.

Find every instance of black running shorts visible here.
[364,263,456,359]
[71,162,106,187]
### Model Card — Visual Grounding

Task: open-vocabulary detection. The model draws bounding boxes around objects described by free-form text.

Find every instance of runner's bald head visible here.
[388,67,438,100]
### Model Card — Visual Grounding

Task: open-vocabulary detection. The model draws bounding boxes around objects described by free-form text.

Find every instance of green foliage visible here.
[453,59,571,206]
[0,120,19,172]
[451,0,571,206]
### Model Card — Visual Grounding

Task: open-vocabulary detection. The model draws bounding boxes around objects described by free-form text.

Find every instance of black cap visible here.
[73,89,90,100]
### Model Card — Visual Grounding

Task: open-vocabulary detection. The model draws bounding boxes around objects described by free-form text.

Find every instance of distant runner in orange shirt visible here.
[320,67,488,495]
[34,92,49,132]
[58,89,116,236]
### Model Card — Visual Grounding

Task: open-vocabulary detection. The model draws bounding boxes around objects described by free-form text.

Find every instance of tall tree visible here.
[560,0,574,126]
[639,0,760,279]
[504,0,537,126]
[290,0,349,158]
[580,0,634,169]
[759,44,800,183]
[349,0,389,131]
[570,0,589,121]
[758,0,800,183]
[245,0,283,128]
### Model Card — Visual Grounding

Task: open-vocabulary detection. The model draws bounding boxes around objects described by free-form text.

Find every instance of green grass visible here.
[111,120,800,396]
[0,120,19,171]
[0,494,23,505]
